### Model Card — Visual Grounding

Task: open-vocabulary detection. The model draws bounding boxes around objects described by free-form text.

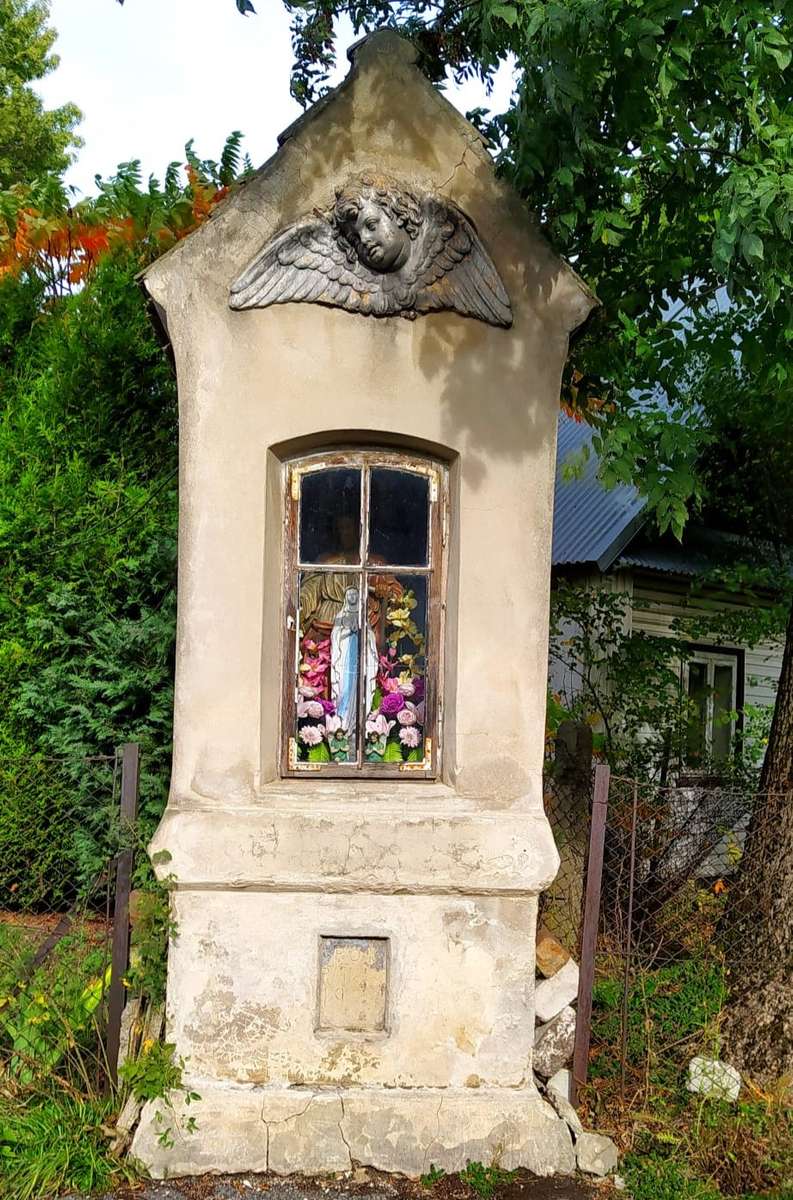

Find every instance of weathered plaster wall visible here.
[132,30,596,1179]
[143,31,594,816]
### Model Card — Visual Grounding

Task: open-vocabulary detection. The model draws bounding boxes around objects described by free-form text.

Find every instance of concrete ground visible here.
[84,1169,613,1200]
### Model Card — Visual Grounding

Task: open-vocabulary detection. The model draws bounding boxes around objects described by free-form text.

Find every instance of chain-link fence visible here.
[543,739,783,1137]
[0,747,139,1093]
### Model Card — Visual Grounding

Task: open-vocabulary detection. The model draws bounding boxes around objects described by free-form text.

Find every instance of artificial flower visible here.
[397,704,418,726]
[381,692,405,717]
[297,699,325,719]
[298,723,325,746]
[297,684,319,698]
[320,698,336,714]
[399,726,421,748]
[366,713,395,738]
[326,714,343,734]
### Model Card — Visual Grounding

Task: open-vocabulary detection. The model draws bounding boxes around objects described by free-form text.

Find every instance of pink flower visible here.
[298,684,319,698]
[397,679,416,697]
[297,699,325,719]
[381,677,402,694]
[397,704,417,726]
[326,714,343,734]
[381,692,405,717]
[366,714,394,738]
[414,701,425,725]
[399,726,421,749]
[298,723,325,746]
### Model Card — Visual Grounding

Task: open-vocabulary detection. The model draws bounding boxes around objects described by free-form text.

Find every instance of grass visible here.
[0,1089,135,1200]
[581,893,793,1199]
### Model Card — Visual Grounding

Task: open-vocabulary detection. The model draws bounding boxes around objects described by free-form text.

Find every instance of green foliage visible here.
[459,1160,517,1197]
[549,583,691,776]
[0,1090,133,1200]
[0,0,81,187]
[118,1040,186,1102]
[549,581,780,780]
[420,1164,446,1188]
[622,1154,721,1200]
[591,958,727,1086]
[125,868,176,1007]
[0,247,178,892]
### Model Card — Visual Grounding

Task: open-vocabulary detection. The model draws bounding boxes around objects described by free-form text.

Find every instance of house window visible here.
[282,450,446,777]
[684,650,741,767]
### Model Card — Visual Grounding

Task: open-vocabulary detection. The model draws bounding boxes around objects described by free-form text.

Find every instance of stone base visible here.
[131,1082,576,1179]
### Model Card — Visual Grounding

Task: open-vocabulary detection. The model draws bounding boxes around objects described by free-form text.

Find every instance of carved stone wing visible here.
[229,217,402,316]
[413,199,512,328]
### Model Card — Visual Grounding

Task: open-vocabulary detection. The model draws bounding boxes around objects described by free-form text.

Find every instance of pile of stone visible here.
[533,926,618,1179]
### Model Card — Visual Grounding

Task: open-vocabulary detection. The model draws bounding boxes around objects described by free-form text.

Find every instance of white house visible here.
[550,412,785,771]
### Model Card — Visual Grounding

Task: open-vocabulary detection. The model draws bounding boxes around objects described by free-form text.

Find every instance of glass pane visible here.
[362,573,428,765]
[686,661,708,765]
[712,663,735,764]
[299,468,361,565]
[296,570,361,764]
[368,468,429,567]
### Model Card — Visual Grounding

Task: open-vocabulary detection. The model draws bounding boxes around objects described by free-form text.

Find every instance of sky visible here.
[35,0,515,199]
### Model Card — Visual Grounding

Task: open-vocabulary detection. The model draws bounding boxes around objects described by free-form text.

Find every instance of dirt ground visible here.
[84,1168,615,1200]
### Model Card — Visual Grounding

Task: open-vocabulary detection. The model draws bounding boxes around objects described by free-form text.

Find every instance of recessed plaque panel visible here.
[318,936,388,1033]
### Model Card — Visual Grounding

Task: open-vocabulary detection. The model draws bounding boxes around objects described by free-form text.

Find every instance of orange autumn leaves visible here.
[0,167,229,294]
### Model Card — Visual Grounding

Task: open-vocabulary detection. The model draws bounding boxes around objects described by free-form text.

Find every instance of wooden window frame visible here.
[280,448,447,779]
[682,644,745,769]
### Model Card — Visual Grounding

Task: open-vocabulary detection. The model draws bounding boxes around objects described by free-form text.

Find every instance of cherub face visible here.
[348,199,411,273]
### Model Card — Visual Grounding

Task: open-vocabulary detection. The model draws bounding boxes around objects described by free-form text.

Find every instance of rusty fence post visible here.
[571,763,610,1107]
[106,742,139,1087]
[620,780,639,1100]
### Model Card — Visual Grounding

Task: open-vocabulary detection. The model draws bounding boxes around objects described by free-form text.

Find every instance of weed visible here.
[459,1160,517,1198]
[119,1039,200,1149]
[0,1089,135,1200]
[420,1164,446,1188]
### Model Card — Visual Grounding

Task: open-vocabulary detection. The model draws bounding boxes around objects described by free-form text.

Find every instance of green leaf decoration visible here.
[406,747,423,762]
[384,739,404,762]
[307,741,331,762]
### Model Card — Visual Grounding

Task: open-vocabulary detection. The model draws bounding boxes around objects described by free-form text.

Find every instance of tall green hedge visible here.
[0,252,178,902]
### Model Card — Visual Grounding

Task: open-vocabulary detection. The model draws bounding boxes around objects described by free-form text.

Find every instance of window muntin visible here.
[283,452,444,777]
[684,652,738,767]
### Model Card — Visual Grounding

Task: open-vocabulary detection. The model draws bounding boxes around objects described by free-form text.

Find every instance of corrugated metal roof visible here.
[552,413,647,569]
[618,526,776,578]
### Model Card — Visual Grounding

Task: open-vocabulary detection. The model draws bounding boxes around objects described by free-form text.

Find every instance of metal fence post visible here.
[571,763,610,1107]
[106,742,139,1086]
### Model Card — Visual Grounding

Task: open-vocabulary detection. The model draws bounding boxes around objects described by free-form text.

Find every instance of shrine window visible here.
[282,450,447,777]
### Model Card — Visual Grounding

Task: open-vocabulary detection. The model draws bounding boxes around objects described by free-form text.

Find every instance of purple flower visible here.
[320,698,336,714]
[399,726,421,749]
[380,692,405,717]
[411,677,425,703]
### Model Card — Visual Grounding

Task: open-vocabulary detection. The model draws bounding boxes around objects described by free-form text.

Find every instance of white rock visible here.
[576,1132,619,1176]
[546,1067,574,1103]
[686,1056,742,1102]
[533,1005,577,1077]
[613,1174,627,1190]
[535,959,580,1023]
[544,1078,583,1139]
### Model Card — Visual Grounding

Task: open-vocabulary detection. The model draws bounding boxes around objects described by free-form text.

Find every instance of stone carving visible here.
[229,172,512,327]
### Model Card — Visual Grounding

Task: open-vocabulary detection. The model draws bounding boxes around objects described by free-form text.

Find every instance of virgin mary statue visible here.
[330,586,377,750]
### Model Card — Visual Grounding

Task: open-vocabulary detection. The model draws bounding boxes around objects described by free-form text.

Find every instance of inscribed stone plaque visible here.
[318,936,388,1032]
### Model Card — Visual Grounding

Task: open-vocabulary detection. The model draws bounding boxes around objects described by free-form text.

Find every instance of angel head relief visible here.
[332,176,421,274]
[229,172,512,327]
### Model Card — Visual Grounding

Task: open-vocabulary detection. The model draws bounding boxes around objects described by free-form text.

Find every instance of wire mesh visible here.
[0,751,128,1093]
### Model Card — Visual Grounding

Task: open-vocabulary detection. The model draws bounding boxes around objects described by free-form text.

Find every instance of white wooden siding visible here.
[630,573,784,715]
